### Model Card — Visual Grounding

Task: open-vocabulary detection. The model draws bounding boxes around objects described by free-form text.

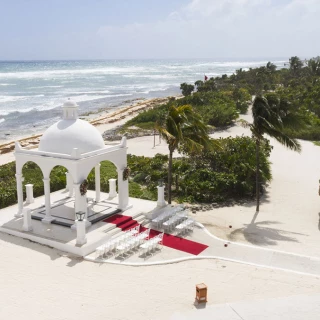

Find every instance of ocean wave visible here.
[0,94,45,103]
[0,66,151,79]
[0,95,30,103]
[122,74,180,79]
[0,83,16,86]
[64,89,111,95]
[29,85,63,89]
[69,93,132,101]
[0,118,5,124]
[193,60,286,68]
[0,107,39,116]
[0,92,134,117]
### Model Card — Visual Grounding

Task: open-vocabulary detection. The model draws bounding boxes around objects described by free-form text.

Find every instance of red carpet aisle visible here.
[104,214,208,255]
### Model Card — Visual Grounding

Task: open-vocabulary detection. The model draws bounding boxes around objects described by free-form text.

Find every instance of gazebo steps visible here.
[52,220,73,228]
[103,213,147,233]
[89,208,121,224]
[101,213,148,239]
[132,212,146,220]
[31,215,73,227]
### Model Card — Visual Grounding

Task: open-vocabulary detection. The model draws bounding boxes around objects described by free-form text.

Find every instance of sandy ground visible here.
[1,105,320,319]
[0,232,319,320]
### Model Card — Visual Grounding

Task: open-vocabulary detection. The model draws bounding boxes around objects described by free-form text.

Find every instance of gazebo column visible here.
[15,173,24,218]
[95,163,101,202]
[42,178,54,223]
[117,169,129,210]
[74,183,82,214]
[65,172,73,197]
[73,183,91,229]
[108,178,117,198]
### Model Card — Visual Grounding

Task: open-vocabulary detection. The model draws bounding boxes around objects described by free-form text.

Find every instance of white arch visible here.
[13,138,130,222]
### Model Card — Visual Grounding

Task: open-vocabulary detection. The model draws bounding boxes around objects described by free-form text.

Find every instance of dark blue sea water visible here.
[0,59,286,140]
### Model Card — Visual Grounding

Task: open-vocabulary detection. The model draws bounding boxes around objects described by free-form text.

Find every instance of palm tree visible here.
[243,96,301,213]
[156,104,211,204]
[307,57,320,76]
[289,56,304,75]
[266,61,277,73]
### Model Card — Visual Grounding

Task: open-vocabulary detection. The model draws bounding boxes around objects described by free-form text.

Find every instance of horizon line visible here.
[0,57,292,63]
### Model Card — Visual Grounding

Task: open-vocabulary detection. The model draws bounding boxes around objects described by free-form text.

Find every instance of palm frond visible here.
[264,126,301,152]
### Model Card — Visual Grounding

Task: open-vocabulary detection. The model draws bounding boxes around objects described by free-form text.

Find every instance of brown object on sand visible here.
[195,283,207,303]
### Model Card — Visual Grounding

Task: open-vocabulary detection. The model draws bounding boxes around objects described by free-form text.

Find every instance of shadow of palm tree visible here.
[241,186,271,209]
[229,220,308,246]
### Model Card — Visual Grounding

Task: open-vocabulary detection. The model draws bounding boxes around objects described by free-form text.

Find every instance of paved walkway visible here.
[168,294,320,320]
[197,224,320,277]
[87,220,320,277]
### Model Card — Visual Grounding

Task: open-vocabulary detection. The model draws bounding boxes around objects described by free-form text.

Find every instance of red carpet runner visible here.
[103,214,208,255]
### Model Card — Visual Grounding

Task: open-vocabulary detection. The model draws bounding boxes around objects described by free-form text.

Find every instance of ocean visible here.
[0,59,286,141]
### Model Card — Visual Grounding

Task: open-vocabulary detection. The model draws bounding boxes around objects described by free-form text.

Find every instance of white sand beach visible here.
[0,103,320,319]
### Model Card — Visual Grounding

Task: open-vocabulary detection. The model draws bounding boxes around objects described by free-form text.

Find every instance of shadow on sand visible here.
[229,220,308,246]
[0,232,62,260]
[0,232,82,266]
[193,300,207,309]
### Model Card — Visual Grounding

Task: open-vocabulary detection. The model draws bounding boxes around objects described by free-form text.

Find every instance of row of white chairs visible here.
[162,211,188,232]
[116,228,151,259]
[175,218,195,235]
[140,232,164,257]
[152,205,184,229]
[96,225,141,258]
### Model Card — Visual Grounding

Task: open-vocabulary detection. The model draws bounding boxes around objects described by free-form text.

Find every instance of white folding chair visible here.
[96,244,105,259]
[156,232,164,251]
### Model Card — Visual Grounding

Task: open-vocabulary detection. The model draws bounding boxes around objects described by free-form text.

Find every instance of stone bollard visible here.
[76,219,87,246]
[108,178,117,198]
[22,208,33,232]
[157,185,166,207]
[25,184,34,204]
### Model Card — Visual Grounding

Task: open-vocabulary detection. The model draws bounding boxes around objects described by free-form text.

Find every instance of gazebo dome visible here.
[38,99,105,155]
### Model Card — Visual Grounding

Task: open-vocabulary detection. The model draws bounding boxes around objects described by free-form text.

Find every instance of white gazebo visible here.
[14,99,130,227]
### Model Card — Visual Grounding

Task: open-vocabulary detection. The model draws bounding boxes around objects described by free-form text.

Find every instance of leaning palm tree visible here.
[156,104,211,204]
[242,96,301,213]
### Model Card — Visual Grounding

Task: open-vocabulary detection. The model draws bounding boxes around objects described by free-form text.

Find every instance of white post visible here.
[65,172,73,197]
[76,219,87,246]
[22,208,33,232]
[108,178,117,199]
[72,184,91,229]
[81,194,88,220]
[15,173,24,217]
[157,185,166,207]
[117,169,129,210]
[74,183,81,216]
[42,178,54,223]
[25,184,34,204]
[95,164,101,202]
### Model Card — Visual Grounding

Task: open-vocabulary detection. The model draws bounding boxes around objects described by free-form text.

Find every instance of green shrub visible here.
[0,136,271,208]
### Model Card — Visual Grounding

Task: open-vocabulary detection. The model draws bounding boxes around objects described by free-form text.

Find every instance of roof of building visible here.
[38,100,105,155]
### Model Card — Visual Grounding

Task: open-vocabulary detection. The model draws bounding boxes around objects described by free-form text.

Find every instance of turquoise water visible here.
[0,59,286,140]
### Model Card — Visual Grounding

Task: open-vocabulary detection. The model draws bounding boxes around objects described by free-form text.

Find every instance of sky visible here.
[0,0,319,60]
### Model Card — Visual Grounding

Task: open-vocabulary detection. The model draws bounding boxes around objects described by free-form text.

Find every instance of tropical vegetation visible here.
[155,104,212,203]
[2,55,320,210]
[242,96,301,212]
